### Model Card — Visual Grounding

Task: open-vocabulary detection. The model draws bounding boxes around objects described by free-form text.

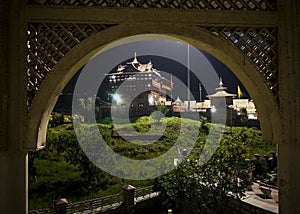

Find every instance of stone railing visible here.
[66,193,122,214]
[29,185,157,214]
[28,208,52,214]
[134,186,158,201]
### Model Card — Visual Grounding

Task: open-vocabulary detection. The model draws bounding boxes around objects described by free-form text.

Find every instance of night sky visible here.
[56,40,249,111]
[104,53,250,101]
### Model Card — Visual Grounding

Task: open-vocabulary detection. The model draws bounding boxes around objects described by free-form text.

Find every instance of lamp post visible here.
[211,106,216,113]
[112,93,122,117]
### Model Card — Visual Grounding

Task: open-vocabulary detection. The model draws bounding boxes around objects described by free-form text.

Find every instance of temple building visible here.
[206,78,259,125]
[207,78,237,107]
[232,99,258,120]
[105,53,171,109]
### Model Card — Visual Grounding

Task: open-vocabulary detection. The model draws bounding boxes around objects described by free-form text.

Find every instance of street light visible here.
[211,106,217,113]
[113,93,121,103]
[148,96,155,105]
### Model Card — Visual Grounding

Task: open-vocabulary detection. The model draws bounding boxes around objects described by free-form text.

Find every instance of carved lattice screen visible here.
[26,0,278,108]
[27,23,117,107]
[203,26,278,101]
[27,23,278,107]
[28,0,277,11]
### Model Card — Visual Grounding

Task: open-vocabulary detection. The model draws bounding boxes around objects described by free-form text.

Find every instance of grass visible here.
[28,115,276,210]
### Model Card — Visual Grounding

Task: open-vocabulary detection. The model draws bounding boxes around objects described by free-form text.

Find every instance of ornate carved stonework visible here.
[28,0,277,11]
[0,0,8,151]
[26,23,117,107]
[203,26,278,102]
[25,1,279,110]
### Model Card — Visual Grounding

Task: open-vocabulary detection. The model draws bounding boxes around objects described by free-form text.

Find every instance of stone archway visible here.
[2,1,300,213]
[25,22,281,150]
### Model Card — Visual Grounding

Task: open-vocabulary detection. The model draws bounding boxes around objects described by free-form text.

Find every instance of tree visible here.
[156,103,169,115]
[48,112,64,127]
[155,138,254,213]
[78,97,98,123]
[150,103,169,123]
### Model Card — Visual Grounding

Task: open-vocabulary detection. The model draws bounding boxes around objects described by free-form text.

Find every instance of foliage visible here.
[79,97,94,112]
[156,137,254,213]
[28,123,153,210]
[156,103,170,115]
[29,154,85,209]
[48,112,65,128]
[78,97,100,123]
[48,113,72,128]
[225,126,276,158]
[150,103,170,123]
[131,116,151,133]
[29,115,276,211]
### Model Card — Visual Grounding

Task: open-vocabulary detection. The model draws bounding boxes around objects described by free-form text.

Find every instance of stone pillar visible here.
[0,0,28,213]
[0,152,28,214]
[122,185,136,206]
[122,185,136,214]
[278,0,300,213]
[53,198,68,214]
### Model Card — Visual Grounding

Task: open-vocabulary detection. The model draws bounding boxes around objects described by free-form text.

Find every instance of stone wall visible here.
[94,196,162,214]
[53,192,276,214]
[96,195,276,214]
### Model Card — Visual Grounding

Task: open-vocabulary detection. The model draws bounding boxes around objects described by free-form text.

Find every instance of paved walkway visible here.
[242,182,278,213]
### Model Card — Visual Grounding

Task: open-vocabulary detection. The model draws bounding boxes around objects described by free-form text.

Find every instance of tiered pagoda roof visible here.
[108,52,161,77]
[207,78,236,98]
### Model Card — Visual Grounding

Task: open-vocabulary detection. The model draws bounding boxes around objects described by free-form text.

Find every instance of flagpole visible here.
[187,44,190,111]
[170,74,173,102]
[199,82,202,102]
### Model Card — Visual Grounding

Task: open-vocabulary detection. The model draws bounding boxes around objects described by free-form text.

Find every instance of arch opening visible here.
[25,23,281,152]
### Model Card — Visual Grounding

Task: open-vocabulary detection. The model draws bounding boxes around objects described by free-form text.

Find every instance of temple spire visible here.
[219,77,223,87]
[216,77,227,91]
[132,52,139,64]
[127,52,139,64]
